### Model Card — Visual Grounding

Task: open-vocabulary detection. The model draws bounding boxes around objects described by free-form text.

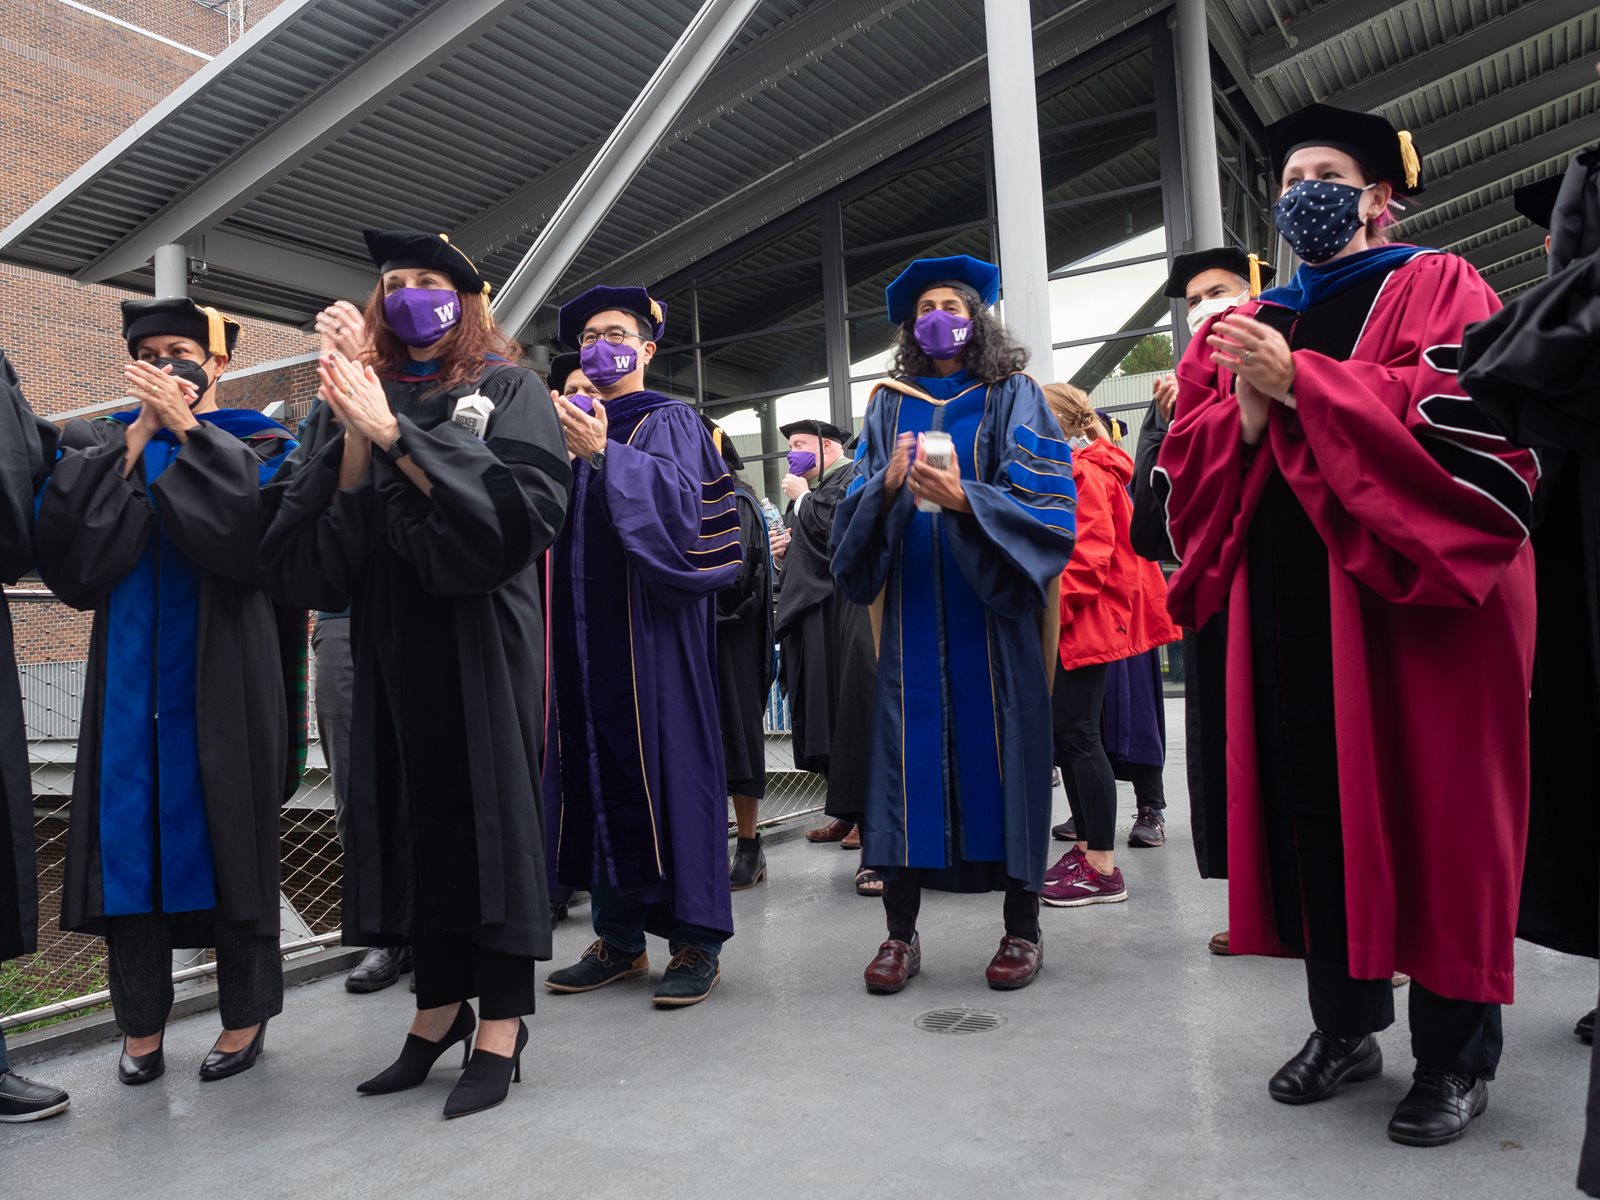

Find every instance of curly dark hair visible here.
[886,281,1031,384]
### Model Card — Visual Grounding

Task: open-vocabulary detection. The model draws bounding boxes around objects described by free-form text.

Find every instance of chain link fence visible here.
[1,588,821,1032]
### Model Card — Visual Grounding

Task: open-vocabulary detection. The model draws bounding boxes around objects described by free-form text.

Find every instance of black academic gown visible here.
[717,483,774,798]
[1458,160,1600,1191]
[775,461,875,819]
[0,353,56,962]
[1129,396,1228,878]
[37,410,298,944]
[260,360,570,959]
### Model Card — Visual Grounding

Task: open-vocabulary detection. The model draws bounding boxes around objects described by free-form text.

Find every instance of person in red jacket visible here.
[1039,383,1180,908]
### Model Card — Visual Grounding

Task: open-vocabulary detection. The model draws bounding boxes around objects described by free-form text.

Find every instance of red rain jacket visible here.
[1058,436,1180,671]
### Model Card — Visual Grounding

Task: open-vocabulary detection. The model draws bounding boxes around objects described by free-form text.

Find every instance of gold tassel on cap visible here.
[713,428,725,455]
[199,305,230,357]
[1397,130,1421,191]
[1248,254,1263,298]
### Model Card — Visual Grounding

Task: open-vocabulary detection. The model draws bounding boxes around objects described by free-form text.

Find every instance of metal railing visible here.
[1,590,823,1032]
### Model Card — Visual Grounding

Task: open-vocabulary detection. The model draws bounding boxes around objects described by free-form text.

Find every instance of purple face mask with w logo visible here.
[913,309,973,360]
[383,288,461,347]
[579,339,641,389]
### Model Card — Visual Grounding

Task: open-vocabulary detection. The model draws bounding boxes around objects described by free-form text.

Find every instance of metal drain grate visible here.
[914,1007,1007,1035]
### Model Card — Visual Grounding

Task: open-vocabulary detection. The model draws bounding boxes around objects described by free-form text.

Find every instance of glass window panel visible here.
[1048,236,1172,347]
[650,347,698,402]
[1038,42,1157,209]
[842,135,989,250]
[846,311,897,383]
[695,258,824,343]
[1052,322,1174,394]
[1046,187,1164,273]
[654,291,694,348]
[699,325,829,405]
[845,225,993,313]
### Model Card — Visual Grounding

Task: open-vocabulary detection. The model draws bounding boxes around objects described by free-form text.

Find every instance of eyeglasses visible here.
[578,328,648,348]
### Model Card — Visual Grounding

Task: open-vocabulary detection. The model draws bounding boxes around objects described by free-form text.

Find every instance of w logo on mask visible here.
[433,301,456,322]
[953,326,969,344]
[614,354,633,371]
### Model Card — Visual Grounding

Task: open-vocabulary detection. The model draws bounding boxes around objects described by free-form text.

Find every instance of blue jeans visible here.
[590,877,724,960]
[0,1023,10,1073]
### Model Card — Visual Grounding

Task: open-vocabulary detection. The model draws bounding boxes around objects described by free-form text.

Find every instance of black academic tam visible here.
[779,418,851,444]
[1163,248,1261,298]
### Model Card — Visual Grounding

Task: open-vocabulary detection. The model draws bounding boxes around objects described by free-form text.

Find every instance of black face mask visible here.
[150,357,212,405]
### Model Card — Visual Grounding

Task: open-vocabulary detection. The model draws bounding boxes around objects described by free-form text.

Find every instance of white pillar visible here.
[1176,0,1225,250]
[984,0,1055,384]
[153,243,189,298]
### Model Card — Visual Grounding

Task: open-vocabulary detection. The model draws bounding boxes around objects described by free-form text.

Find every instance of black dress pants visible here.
[411,931,536,1021]
[1051,663,1118,851]
[882,872,1040,944]
[106,913,283,1038]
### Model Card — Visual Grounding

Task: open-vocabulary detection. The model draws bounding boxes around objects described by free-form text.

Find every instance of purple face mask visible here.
[914,309,974,360]
[383,288,461,347]
[787,449,818,477]
[566,391,595,414]
[579,339,641,389]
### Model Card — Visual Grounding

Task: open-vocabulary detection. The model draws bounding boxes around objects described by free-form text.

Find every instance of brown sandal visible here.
[855,866,884,896]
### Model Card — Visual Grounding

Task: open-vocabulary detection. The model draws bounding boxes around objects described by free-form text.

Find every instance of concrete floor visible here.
[4,706,1594,1200]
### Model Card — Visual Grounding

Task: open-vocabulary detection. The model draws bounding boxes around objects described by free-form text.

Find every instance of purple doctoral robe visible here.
[546,390,742,938]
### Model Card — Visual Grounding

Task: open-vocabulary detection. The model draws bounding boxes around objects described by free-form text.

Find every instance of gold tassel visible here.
[713,428,724,455]
[648,297,663,330]
[1248,253,1263,298]
[198,305,230,357]
[1398,130,1421,191]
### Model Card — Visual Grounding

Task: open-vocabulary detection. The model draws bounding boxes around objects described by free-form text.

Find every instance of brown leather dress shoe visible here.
[840,825,862,850]
[985,935,1042,990]
[807,818,853,844]
[1209,929,1231,955]
[864,936,920,994]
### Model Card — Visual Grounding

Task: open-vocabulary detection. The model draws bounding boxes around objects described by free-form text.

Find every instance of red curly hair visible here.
[361,285,523,394]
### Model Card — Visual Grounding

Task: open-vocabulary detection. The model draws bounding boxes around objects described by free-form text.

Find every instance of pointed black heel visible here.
[357,1003,476,1095]
[443,1018,528,1119]
[198,1021,268,1082]
[118,1037,165,1086]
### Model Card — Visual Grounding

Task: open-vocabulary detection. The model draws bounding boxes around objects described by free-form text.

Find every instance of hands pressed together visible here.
[1206,315,1296,446]
[318,351,399,453]
[126,360,199,437]
[552,391,608,462]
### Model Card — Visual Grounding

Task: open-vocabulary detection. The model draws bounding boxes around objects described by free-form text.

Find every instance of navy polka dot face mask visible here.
[1273,180,1376,264]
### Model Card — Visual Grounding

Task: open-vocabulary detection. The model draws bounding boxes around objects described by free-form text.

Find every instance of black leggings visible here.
[1052,663,1118,852]
[883,874,1040,944]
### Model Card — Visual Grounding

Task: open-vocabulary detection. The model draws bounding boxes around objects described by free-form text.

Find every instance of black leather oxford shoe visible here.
[1268,1031,1382,1105]
[1387,1069,1487,1147]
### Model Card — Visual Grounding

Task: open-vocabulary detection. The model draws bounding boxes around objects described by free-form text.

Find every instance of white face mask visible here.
[1068,434,1091,451]
[1186,291,1250,335]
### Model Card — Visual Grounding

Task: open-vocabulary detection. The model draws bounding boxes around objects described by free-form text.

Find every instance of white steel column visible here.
[1176,0,1225,250]
[153,243,188,298]
[983,0,1055,383]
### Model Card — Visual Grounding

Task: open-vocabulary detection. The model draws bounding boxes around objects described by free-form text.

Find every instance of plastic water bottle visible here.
[760,496,784,533]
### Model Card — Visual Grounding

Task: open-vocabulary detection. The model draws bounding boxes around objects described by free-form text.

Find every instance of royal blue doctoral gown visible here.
[832,371,1076,892]
[546,390,742,937]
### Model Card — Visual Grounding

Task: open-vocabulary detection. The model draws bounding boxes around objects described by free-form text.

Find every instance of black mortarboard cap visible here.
[1266,103,1425,196]
[546,351,582,394]
[362,229,490,295]
[121,297,240,358]
[1512,175,1563,232]
[779,417,852,444]
[1163,248,1271,298]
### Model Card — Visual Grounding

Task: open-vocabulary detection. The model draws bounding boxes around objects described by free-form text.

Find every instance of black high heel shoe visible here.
[198,1021,267,1082]
[118,1037,165,1086]
[443,1018,527,1119]
[357,1002,476,1095]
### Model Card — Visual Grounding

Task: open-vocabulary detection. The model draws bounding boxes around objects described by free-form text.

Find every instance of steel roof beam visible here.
[1405,198,1518,250]
[455,0,918,257]
[1329,0,1597,115]
[1421,110,1600,210]
[1412,58,1600,155]
[1245,0,1398,78]
[1483,255,1549,293]
[194,229,374,303]
[1464,226,1547,273]
[491,0,765,337]
[76,0,531,286]
[1207,0,1289,122]
[524,0,1165,339]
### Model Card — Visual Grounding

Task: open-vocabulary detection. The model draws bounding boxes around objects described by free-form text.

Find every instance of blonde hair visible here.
[1042,382,1108,442]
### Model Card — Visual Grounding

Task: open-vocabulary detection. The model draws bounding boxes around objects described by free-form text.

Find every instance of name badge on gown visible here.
[451,392,495,440]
